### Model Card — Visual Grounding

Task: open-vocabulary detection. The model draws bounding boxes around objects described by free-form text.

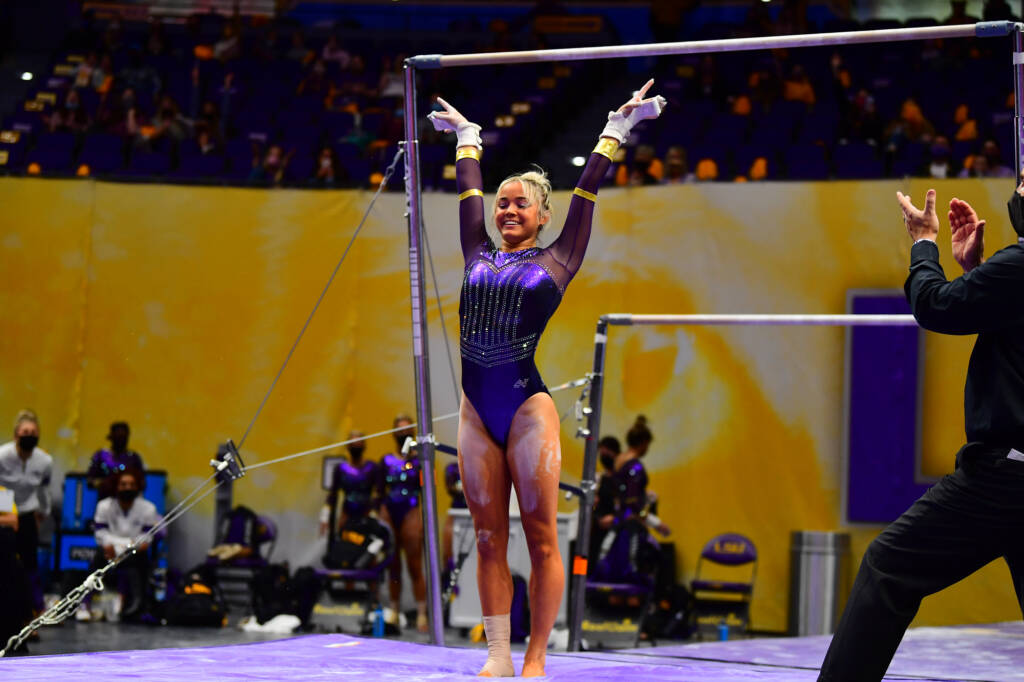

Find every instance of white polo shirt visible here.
[0,441,53,515]
[94,496,161,555]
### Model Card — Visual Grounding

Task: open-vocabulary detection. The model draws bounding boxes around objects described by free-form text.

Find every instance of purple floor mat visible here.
[1,623,1022,681]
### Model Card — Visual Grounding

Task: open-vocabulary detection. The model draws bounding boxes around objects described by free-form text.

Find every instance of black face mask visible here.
[18,435,38,452]
[1007,191,1024,239]
[110,436,128,451]
[348,445,365,460]
[117,489,139,503]
[599,452,616,472]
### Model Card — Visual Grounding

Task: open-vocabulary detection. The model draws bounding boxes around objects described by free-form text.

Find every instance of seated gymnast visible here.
[428,80,666,677]
[818,182,1024,680]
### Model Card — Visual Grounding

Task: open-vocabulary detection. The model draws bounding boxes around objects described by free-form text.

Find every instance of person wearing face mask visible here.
[588,435,621,568]
[428,80,666,678]
[378,414,428,632]
[0,409,53,614]
[320,431,379,537]
[87,421,145,500]
[818,181,1024,682]
[92,470,162,621]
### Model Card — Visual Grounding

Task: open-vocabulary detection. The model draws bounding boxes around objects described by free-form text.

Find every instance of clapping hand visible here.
[949,197,985,273]
[896,189,940,243]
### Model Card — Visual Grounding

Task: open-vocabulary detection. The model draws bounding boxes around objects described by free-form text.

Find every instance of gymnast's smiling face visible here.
[493,181,548,250]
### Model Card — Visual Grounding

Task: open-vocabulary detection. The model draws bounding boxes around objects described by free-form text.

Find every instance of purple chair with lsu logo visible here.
[690,532,757,639]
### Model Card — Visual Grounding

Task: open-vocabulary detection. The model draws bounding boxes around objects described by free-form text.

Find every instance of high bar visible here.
[407,21,1015,69]
[603,314,919,327]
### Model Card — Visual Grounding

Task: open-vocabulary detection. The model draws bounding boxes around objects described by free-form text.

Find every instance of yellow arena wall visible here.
[0,176,1019,633]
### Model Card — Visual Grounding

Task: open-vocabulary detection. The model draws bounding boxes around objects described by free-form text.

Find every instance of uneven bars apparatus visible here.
[401,20,1021,649]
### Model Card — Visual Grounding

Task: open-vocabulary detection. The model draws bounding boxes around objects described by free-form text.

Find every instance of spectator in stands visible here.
[100,87,145,137]
[93,54,114,94]
[839,89,883,147]
[145,18,167,57]
[885,98,936,147]
[312,145,346,187]
[87,421,145,501]
[662,145,694,184]
[73,52,99,90]
[321,35,350,69]
[286,30,312,63]
[959,141,1015,178]
[944,0,981,24]
[213,23,241,62]
[150,95,190,144]
[983,0,1016,21]
[0,410,52,613]
[250,144,292,186]
[196,130,219,156]
[980,139,1015,177]
[0,481,33,653]
[92,469,162,621]
[118,48,161,99]
[46,89,90,134]
[297,59,330,97]
[783,64,815,106]
[953,103,979,142]
[378,55,406,103]
[194,100,223,144]
[616,144,663,186]
[928,136,954,178]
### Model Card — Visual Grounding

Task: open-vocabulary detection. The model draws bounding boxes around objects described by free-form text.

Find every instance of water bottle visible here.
[372,604,385,638]
[717,622,729,641]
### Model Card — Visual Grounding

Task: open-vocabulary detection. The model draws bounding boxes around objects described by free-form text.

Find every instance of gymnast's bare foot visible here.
[521,657,546,677]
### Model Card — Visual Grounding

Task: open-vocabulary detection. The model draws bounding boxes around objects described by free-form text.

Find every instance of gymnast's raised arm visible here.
[550,79,667,281]
[428,97,486,264]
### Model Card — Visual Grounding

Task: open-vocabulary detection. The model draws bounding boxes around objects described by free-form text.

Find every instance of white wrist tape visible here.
[318,506,331,524]
[455,121,482,150]
[599,96,667,144]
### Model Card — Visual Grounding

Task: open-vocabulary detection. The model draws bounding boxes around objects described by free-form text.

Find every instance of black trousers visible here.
[819,443,1024,681]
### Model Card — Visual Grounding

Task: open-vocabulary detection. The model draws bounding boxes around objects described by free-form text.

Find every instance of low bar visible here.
[409,22,1013,70]
[608,314,918,327]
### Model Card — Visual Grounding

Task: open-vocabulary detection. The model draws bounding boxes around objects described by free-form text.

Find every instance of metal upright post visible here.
[402,61,445,646]
[1014,25,1024,175]
[567,315,611,651]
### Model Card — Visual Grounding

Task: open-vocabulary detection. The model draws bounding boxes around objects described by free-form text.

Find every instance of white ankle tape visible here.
[480,613,514,677]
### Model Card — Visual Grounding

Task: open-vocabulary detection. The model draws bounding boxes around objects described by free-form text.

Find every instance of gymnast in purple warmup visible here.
[319,430,379,534]
[428,80,666,677]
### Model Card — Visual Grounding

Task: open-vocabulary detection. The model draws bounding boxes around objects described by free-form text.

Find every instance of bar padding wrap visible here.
[406,54,443,69]
[976,20,1015,37]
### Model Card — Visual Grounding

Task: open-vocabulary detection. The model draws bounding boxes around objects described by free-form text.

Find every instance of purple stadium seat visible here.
[181,152,227,179]
[0,140,26,172]
[833,141,883,179]
[126,149,172,176]
[78,134,125,174]
[786,143,830,180]
[27,132,76,173]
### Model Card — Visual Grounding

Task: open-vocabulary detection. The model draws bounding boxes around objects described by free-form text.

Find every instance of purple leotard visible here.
[380,453,420,529]
[456,149,610,447]
[327,459,380,518]
[87,448,145,499]
[612,459,649,523]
